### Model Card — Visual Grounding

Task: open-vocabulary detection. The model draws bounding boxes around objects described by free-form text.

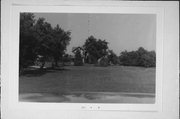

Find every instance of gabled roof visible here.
[72,46,84,52]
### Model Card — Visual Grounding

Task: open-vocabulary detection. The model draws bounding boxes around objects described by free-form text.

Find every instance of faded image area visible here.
[19,13,156,103]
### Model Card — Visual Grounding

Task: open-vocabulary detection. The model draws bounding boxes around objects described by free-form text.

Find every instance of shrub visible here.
[119,47,156,67]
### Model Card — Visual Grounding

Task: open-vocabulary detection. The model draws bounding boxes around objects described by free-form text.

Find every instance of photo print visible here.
[19,13,156,103]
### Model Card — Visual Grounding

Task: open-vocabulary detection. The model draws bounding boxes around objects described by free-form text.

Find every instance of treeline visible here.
[73,36,156,67]
[20,13,156,71]
[119,47,156,67]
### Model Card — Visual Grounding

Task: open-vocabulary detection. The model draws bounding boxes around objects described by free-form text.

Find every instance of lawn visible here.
[19,65,155,95]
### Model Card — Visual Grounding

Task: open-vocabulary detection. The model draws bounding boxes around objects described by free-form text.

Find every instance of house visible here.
[97,55,109,67]
[72,46,85,65]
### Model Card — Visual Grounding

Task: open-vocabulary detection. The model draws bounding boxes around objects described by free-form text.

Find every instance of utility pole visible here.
[88,14,90,37]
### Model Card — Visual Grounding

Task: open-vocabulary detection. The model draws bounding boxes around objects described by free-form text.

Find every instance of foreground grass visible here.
[19,65,155,95]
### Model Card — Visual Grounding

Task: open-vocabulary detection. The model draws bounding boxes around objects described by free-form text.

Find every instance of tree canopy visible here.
[20,13,71,71]
[119,47,156,67]
[20,13,37,69]
[83,36,109,64]
[108,50,119,65]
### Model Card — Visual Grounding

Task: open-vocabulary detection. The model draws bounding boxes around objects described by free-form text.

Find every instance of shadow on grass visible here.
[20,92,71,102]
[83,93,102,100]
[120,93,155,98]
[20,67,70,77]
[51,92,100,100]
[62,92,155,100]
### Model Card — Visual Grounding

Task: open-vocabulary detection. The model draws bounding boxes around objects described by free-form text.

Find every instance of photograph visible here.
[19,13,156,103]
[2,0,179,119]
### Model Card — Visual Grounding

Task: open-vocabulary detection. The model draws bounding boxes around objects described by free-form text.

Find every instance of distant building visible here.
[72,46,84,65]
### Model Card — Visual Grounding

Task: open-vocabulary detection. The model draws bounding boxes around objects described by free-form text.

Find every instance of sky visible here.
[34,13,156,55]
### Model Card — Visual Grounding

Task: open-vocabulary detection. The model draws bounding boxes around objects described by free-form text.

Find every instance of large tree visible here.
[20,13,71,71]
[20,13,37,71]
[34,20,71,68]
[83,36,108,64]
[33,18,54,68]
[51,24,71,67]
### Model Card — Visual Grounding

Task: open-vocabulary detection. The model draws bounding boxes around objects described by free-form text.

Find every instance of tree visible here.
[140,50,156,67]
[119,47,156,67]
[51,24,71,67]
[108,50,119,65]
[34,21,71,68]
[20,13,72,71]
[33,18,54,69]
[20,13,37,71]
[83,36,108,64]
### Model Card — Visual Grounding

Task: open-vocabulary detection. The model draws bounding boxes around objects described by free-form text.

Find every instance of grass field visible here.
[19,65,155,95]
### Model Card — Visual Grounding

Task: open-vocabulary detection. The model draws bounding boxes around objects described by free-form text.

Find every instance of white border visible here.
[2,1,179,119]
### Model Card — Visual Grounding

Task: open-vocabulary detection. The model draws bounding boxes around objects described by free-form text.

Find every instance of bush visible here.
[108,50,120,65]
[119,47,156,67]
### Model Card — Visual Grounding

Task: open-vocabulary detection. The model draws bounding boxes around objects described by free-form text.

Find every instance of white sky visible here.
[34,13,156,55]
